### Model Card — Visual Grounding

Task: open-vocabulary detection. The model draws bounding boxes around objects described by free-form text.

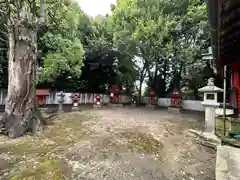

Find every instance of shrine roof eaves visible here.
[207,0,240,67]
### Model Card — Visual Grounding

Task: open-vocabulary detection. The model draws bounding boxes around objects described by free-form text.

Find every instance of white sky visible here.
[77,0,117,17]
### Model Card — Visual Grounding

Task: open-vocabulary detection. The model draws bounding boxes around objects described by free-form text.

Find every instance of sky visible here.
[77,0,117,17]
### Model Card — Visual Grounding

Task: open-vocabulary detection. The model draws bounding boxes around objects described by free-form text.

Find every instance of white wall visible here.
[0,89,204,111]
[158,98,171,107]
[156,98,204,112]
[182,100,204,111]
[46,93,111,104]
[121,95,131,103]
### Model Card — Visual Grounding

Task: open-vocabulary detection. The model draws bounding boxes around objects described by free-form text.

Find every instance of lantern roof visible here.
[198,78,223,93]
[36,89,49,96]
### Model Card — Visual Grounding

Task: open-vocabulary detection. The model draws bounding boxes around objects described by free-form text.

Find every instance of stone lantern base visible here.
[189,129,221,148]
[58,109,64,113]
[190,77,223,149]
[93,102,103,108]
[72,105,80,112]
[93,104,102,108]
[57,103,64,113]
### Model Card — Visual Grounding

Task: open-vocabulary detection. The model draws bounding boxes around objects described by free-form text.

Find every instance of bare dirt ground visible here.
[0,107,215,180]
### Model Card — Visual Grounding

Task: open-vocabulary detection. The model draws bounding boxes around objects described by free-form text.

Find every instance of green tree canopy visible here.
[40,33,84,82]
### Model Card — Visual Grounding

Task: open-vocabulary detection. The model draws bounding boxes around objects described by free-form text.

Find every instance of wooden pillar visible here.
[232,64,239,88]
[231,62,240,114]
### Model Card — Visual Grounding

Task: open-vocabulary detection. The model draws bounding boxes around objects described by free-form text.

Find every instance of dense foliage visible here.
[0,0,213,99]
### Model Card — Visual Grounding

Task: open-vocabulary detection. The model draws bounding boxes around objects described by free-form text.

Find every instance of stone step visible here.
[189,129,221,149]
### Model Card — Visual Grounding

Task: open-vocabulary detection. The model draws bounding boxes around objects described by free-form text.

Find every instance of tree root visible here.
[0,108,57,138]
[0,113,29,138]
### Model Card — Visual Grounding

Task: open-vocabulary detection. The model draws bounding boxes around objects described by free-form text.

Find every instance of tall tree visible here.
[111,0,209,97]
[0,0,45,138]
[110,0,171,97]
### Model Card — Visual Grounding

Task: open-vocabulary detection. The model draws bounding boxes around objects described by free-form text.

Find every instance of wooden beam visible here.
[220,0,240,16]
[220,19,240,37]
[221,9,240,27]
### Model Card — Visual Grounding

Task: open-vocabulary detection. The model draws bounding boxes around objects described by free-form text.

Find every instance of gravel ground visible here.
[0,107,216,180]
[67,108,216,180]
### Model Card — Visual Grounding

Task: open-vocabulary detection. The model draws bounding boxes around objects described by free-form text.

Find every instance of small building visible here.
[148,88,157,105]
[169,88,182,108]
[36,89,49,105]
[109,85,122,104]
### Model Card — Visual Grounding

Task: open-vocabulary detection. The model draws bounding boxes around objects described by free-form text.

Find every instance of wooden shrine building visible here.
[36,89,49,105]
[207,0,240,115]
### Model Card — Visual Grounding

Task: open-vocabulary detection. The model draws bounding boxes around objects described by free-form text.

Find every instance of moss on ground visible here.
[119,131,164,160]
[0,139,57,156]
[216,118,240,147]
[216,119,230,133]
[215,118,240,136]
[0,112,89,179]
[10,158,64,180]
[0,112,166,179]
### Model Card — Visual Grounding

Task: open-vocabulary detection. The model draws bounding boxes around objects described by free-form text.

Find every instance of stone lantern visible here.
[198,78,223,133]
[57,91,65,113]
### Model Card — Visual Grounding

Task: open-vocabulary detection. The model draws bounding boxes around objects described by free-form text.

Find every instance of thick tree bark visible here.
[0,15,38,138]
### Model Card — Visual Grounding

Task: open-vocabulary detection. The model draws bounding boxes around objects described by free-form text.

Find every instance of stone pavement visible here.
[216,145,240,180]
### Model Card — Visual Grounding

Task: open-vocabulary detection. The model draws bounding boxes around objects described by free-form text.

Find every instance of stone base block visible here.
[189,129,221,149]
[71,106,80,112]
[168,107,182,113]
[93,104,103,108]
[145,104,157,109]
[57,110,64,113]
[108,103,123,108]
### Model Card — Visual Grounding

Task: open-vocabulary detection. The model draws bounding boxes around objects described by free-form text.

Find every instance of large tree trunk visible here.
[137,68,146,105]
[138,80,143,104]
[0,13,38,138]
